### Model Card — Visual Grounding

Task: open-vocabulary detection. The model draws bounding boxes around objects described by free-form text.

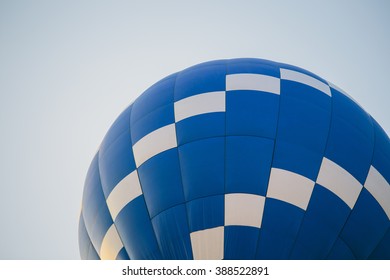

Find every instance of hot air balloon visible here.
[79,58,390,260]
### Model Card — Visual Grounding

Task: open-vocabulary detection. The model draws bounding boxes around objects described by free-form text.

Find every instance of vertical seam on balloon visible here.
[82,152,106,259]
[95,146,116,258]
[80,212,100,259]
[334,236,359,259]
[365,115,388,259]
[322,87,359,260]
[362,114,385,258]
[95,137,130,259]
[134,172,164,259]
[222,59,229,260]
[324,98,377,260]
[109,105,136,259]
[102,107,134,259]
[92,241,101,259]
[286,80,334,259]
[96,151,128,260]
[87,211,103,258]
[315,85,344,259]
[275,71,306,260]
[88,239,100,259]
[368,228,389,259]
[252,65,282,258]
[81,209,101,259]
[172,70,194,260]
[129,99,164,259]
[108,223,125,260]
[105,208,130,259]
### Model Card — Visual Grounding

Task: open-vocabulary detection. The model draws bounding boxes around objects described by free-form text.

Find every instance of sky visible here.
[0,0,389,259]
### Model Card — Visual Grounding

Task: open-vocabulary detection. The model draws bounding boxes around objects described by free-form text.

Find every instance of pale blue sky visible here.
[0,0,389,259]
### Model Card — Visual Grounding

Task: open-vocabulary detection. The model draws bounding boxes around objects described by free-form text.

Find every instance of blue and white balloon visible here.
[79,58,390,260]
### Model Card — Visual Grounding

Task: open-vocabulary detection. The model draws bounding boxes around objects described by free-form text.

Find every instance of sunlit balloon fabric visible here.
[79,58,390,260]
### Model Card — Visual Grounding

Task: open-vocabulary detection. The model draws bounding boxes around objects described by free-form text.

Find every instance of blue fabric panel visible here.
[175,113,225,146]
[115,196,162,260]
[289,185,351,259]
[131,74,176,123]
[82,153,104,228]
[151,204,193,259]
[86,242,101,260]
[227,58,280,77]
[371,118,390,183]
[224,226,260,260]
[369,228,390,259]
[186,195,224,232]
[255,198,305,259]
[99,104,132,153]
[324,89,374,184]
[116,247,130,260]
[340,188,389,259]
[273,80,331,180]
[82,152,113,252]
[131,103,174,144]
[226,136,274,196]
[138,149,185,218]
[178,137,225,201]
[78,213,92,260]
[80,153,109,259]
[174,60,226,101]
[98,106,136,197]
[226,90,279,139]
[326,238,356,260]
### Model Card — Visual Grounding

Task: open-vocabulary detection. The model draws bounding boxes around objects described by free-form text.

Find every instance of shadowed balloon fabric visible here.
[79,58,390,260]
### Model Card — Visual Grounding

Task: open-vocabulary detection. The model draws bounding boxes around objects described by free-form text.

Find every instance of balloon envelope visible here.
[79,58,390,260]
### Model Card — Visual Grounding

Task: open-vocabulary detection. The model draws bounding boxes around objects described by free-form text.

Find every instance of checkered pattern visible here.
[79,58,390,260]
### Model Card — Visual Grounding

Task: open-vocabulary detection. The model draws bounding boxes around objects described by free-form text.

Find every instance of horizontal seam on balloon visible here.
[147,192,305,223]
[130,135,278,174]
[174,90,226,103]
[175,111,226,124]
[177,134,276,149]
